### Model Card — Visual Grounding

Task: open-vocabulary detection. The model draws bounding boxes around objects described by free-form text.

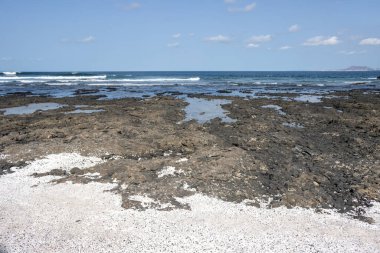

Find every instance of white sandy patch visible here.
[23,153,103,174]
[0,154,380,252]
[163,150,172,157]
[324,106,343,113]
[176,157,188,163]
[282,122,304,129]
[182,182,196,192]
[261,104,286,115]
[128,195,175,209]
[157,166,184,178]
[0,153,8,160]
[129,195,156,208]
[82,172,101,179]
[103,153,123,160]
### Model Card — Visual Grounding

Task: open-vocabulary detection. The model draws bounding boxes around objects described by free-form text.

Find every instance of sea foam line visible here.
[86,77,200,82]
[0,75,107,80]
[0,76,200,83]
[2,72,17,76]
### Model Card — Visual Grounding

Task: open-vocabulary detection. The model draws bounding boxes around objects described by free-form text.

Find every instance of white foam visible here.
[87,82,177,87]
[343,81,371,85]
[0,75,107,81]
[109,77,200,82]
[2,71,17,76]
[1,75,197,87]
[46,82,80,86]
[85,77,201,86]
[0,75,107,85]
[18,80,42,84]
[253,82,278,85]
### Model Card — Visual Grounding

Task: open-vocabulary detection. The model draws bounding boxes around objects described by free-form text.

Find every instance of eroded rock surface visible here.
[1,90,379,220]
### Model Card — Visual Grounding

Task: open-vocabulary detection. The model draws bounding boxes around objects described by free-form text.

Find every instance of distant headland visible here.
[339,66,379,71]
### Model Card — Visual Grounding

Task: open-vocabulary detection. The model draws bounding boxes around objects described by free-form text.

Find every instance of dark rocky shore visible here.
[1,90,379,222]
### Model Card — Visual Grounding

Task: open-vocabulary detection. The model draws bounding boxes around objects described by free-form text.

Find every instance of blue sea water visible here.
[0,71,379,99]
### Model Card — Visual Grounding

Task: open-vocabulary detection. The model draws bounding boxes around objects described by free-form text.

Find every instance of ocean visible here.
[1,71,379,99]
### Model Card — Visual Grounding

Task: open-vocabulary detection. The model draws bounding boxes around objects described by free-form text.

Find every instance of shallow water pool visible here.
[0,103,65,115]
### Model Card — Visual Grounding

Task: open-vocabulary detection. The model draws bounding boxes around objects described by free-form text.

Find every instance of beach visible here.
[2,0,380,250]
[1,88,379,252]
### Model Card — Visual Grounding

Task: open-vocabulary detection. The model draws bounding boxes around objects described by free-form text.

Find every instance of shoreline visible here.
[1,89,380,251]
[1,153,379,252]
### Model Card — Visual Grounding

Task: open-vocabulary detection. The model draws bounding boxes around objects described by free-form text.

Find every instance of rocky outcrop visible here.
[1,90,379,220]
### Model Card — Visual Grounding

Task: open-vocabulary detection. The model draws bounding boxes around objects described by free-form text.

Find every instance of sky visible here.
[0,0,380,71]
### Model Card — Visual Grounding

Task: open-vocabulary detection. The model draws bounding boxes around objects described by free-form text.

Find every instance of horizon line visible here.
[2,69,380,73]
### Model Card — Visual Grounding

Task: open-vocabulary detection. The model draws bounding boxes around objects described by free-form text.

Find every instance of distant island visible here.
[340,66,377,71]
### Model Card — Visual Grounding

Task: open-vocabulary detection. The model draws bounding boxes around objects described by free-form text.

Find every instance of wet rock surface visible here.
[0,90,379,220]
[74,89,100,95]
[0,160,26,176]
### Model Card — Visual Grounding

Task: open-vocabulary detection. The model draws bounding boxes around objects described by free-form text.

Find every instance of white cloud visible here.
[338,50,366,55]
[79,36,95,43]
[123,2,140,11]
[303,36,340,46]
[0,57,12,61]
[204,35,231,43]
[172,33,181,39]
[189,33,195,37]
[243,2,256,11]
[248,35,272,43]
[245,35,272,48]
[279,46,292,50]
[61,36,95,43]
[246,43,259,48]
[289,24,299,33]
[224,0,236,3]
[228,2,256,12]
[359,38,380,45]
[29,57,43,62]
[167,42,180,48]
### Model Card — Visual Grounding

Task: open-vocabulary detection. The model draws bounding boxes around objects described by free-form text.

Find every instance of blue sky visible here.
[1,0,379,71]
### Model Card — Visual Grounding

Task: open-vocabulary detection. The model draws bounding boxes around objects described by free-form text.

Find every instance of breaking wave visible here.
[0,75,107,81]
[2,72,17,76]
